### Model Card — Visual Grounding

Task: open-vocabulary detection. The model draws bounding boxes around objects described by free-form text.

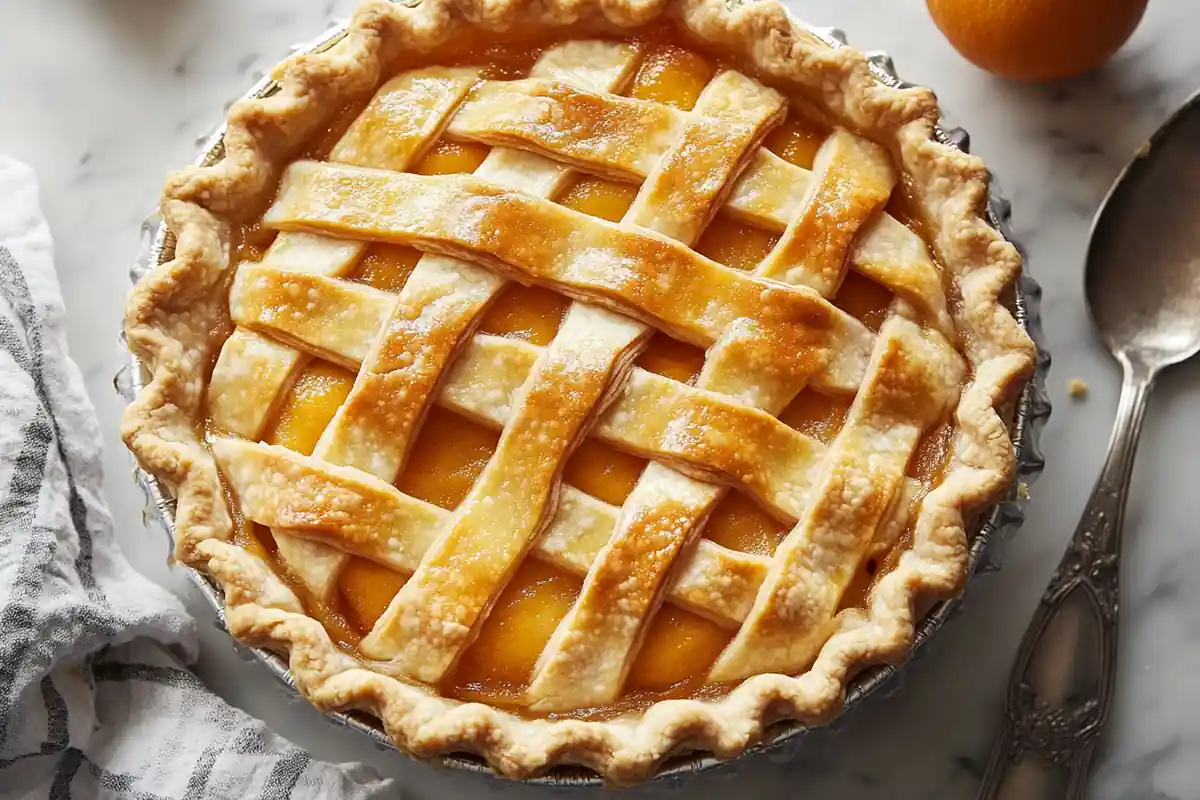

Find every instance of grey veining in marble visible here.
[2,1,1198,797]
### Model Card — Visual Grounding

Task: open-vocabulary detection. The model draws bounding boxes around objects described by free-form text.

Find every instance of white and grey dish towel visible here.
[0,155,392,799]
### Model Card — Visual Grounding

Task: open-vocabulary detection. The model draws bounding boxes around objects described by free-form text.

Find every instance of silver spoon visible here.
[979,89,1200,800]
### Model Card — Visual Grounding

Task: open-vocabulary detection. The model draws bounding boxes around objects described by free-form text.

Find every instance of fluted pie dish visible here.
[121,0,1036,783]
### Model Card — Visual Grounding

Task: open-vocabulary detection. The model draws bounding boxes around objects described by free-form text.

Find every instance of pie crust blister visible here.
[123,0,1035,782]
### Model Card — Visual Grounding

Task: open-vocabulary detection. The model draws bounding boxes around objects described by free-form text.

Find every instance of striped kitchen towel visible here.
[0,155,390,799]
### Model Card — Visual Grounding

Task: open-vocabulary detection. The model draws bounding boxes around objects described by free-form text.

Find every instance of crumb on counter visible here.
[1067,378,1088,399]
[1017,482,1030,501]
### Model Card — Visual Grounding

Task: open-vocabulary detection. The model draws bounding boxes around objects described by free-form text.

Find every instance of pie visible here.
[122,0,1035,783]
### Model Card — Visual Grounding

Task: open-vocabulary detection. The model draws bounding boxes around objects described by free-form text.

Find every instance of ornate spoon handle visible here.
[978,357,1155,800]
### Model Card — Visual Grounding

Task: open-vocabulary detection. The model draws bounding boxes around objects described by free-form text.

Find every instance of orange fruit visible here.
[927,0,1148,81]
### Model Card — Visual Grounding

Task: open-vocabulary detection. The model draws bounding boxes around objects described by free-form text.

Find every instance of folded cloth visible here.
[0,156,390,799]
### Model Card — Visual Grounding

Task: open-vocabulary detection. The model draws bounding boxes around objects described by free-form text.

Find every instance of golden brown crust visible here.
[123,198,234,563]
[122,0,1035,783]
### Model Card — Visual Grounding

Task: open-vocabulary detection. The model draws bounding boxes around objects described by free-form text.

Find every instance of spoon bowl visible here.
[1086,88,1200,371]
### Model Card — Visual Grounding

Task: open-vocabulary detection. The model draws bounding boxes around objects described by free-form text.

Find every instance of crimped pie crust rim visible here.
[122,0,1036,783]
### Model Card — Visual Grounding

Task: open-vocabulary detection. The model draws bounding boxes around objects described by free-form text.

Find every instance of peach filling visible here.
[453,560,583,705]
[765,115,828,171]
[262,360,355,456]
[349,243,421,293]
[219,37,951,713]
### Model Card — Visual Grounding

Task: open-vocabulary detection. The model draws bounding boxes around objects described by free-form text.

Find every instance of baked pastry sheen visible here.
[123,0,1035,782]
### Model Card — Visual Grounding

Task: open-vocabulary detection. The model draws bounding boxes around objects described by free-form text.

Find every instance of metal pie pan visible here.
[115,11,1052,789]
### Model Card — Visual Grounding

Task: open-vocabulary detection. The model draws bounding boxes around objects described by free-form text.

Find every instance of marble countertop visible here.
[3,1,1198,797]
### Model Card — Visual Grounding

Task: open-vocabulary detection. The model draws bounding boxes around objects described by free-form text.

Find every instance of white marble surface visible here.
[2,1,1198,797]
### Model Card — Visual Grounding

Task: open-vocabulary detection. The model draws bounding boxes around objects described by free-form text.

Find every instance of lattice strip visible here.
[212,438,444,572]
[755,130,896,295]
[525,129,897,710]
[229,268,396,369]
[445,77,948,326]
[358,305,648,678]
[262,163,873,393]
[623,71,784,243]
[446,78,684,180]
[332,67,484,171]
[709,316,964,681]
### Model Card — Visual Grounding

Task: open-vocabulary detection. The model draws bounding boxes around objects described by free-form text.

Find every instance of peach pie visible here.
[123,0,1034,782]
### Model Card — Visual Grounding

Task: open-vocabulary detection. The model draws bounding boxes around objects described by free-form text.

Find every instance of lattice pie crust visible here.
[123,0,1035,782]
